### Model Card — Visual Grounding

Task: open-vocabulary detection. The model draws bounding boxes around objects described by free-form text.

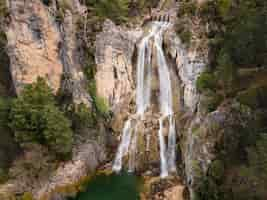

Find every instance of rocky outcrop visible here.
[0,141,106,200]
[95,20,143,112]
[5,0,91,106]
[180,101,254,199]
[5,0,63,93]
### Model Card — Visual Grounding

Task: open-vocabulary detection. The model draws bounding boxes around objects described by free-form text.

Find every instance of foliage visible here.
[178,1,197,17]
[237,86,267,109]
[179,29,192,46]
[0,0,8,19]
[94,96,109,116]
[246,133,267,181]
[71,103,96,131]
[85,0,130,24]
[21,192,34,200]
[215,50,237,94]
[0,168,8,183]
[9,77,73,156]
[200,90,223,112]
[196,72,217,92]
[200,0,267,68]
[0,97,11,126]
[208,160,225,181]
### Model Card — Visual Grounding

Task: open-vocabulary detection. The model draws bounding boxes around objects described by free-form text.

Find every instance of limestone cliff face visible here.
[164,28,206,112]
[5,0,91,106]
[95,20,143,112]
[0,141,106,200]
[6,0,63,93]
[95,11,208,178]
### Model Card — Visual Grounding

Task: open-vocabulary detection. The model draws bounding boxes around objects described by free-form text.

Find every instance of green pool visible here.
[71,172,142,200]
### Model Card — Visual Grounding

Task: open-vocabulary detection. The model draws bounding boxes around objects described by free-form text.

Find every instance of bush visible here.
[178,1,197,17]
[71,103,96,131]
[21,192,33,200]
[85,0,130,24]
[196,72,217,92]
[216,50,237,93]
[94,96,109,116]
[200,90,223,112]
[0,0,8,19]
[237,86,267,109]
[208,160,225,181]
[9,77,73,156]
[179,29,192,46]
[0,168,8,183]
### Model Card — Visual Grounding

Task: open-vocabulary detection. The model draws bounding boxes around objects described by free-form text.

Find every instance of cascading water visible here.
[112,22,177,178]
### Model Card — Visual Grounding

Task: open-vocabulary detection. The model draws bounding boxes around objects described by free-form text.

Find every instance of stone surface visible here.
[6,0,63,93]
[0,142,106,200]
[5,0,91,106]
[95,19,143,112]
[164,28,207,112]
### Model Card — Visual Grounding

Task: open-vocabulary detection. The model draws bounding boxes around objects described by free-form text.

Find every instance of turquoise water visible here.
[72,172,141,200]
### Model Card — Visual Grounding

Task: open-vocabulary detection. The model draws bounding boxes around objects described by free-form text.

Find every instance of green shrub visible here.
[178,1,197,17]
[237,86,267,109]
[95,96,109,116]
[85,0,130,24]
[179,29,192,46]
[200,90,223,112]
[218,0,231,17]
[72,103,95,131]
[216,50,237,93]
[9,77,73,156]
[208,160,225,181]
[196,72,217,92]
[0,168,8,183]
[0,0,8,19]
[21,192,33,200]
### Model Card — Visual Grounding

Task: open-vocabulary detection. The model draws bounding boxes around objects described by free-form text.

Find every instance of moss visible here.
[21,192,34,200]
[94,96,109,116]
[0,0,8,18]
[179,29,192,46]
[196,72,217,92]
[178,1,197,17]
[208,160,225,181]
[192,160,203,178]
[218,0,231,17]
[0,168,9,183]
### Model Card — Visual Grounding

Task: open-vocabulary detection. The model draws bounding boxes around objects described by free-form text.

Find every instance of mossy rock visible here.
[237,85,267,109]
[199,90,223,113]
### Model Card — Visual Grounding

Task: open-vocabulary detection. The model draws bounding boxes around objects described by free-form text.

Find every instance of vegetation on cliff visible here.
[177,0,267,199]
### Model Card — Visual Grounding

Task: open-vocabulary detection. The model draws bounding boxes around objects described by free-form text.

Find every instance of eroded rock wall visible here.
[95,20,143,112]
[6,0,63,93]
[5,0,91,106]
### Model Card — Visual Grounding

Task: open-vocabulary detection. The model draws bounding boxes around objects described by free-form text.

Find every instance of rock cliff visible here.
[5,0,91,106]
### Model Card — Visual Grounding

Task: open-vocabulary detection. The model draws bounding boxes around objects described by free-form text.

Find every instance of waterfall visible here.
[113,22,177,177]
[112,119,133,172]
[136,25,159,115]
[158,117,169,178]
